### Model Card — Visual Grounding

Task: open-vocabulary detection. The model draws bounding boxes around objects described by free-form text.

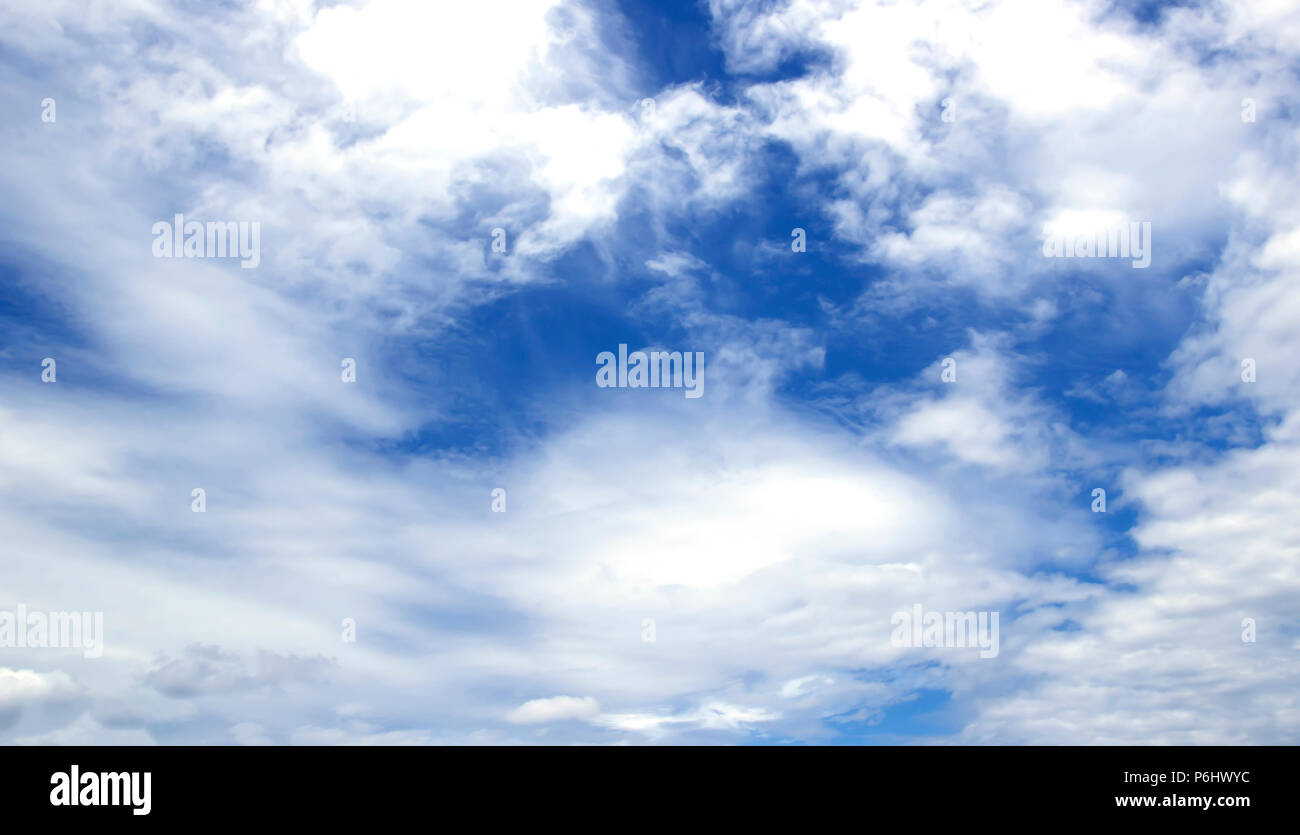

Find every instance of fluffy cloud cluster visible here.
[0,0,1296,744]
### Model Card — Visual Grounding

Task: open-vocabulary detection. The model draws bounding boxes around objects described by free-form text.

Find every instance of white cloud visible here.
[505,696,600,725]
[962,414,1300,743]
[712,0,1279,307]
[2,0,1298,747]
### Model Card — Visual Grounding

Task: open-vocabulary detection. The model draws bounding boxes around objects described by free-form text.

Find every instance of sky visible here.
[0,0,1297,744]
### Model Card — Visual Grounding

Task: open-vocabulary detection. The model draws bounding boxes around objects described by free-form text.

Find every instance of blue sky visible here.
[1,0,1298,744]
